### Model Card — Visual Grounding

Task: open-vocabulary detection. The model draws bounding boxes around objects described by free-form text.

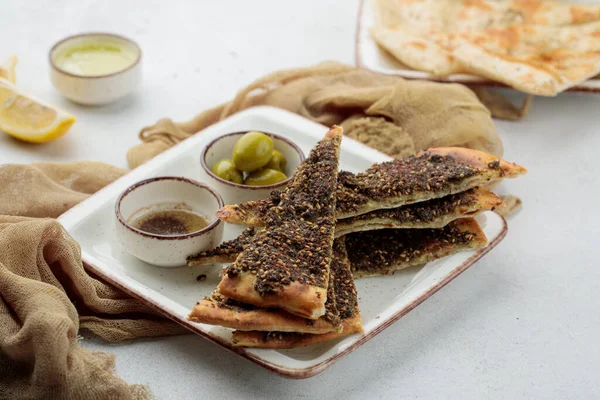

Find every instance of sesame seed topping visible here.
[224,129,342,297]
[345,220,482,275]
[222,151,503,225]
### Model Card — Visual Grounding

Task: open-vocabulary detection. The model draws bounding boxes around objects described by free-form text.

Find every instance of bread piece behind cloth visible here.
[127,62,513,168]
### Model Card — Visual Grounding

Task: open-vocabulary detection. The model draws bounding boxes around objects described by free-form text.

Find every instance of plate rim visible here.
[58,105,509,379]
[81,214,506,379]
[354,0,600,94]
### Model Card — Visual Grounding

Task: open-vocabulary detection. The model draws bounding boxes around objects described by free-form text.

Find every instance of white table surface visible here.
[2,1,600,399]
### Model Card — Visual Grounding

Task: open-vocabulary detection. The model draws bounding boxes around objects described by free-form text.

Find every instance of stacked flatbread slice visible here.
[188,188,501,266]
[215,147,524,226]
[371,0,600,95]
[346,218,488,278]
[188,130,527,349]
[189,126,363,348]
[231,239,362,348]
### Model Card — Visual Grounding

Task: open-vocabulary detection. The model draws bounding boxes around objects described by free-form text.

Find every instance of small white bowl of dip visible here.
[49,33,142,105]
[115,177,224,268]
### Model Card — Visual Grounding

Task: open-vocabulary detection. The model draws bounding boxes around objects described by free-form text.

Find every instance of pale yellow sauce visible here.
[54,42,137,76]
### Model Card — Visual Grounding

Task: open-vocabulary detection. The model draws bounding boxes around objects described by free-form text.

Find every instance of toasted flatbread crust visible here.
[423,147,527,178]
[346,218,488,278]
[215,198,274,227]
[372,0,600,93]
[452,22,600,96]
[188,291,340,334]
[231,316,363,349]
[219,274,329,320]
[219,126,342,319]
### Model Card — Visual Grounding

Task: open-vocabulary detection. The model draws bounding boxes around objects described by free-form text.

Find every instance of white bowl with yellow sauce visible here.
[49,33,141,105]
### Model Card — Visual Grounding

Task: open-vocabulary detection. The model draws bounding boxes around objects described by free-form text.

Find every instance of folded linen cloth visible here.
[127,61,521,168]
[0,162,186,400]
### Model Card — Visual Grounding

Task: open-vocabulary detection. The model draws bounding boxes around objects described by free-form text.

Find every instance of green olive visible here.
[232,131,274,172]
[211,158,243,184]
[244,168,288,186]
[264,150,287,172]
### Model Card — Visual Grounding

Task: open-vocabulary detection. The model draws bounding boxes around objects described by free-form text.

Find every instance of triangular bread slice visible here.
[187,227,256,266]
[334,187,501,237]
[335,148,525,219]
[218,126,343,319]
[232,238,362,348]
[371,26,464,76]
[231,317,363,349]
[217,147,526,225]
[188,293,340,334]
[188,264,341,334]
[346,218,487,278]
[189,188,501,266]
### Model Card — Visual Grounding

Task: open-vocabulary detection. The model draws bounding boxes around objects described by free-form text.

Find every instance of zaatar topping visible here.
[345,219,485,276]
[219,149,522,225]
[339,188,481,226]
[187,227,256,265]
[321,257,340,326]
[257,331,305,342]
[331,238,358,320]
[335,153,479,214]
[230,238,360,347]
[201,188,499,263]
[224,127,342,298]
[212,292,259,312]
[488,160,500,169]
[226,191,281,223]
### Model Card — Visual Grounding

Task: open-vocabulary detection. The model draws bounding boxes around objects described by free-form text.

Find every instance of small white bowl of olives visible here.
[201,131,305,204]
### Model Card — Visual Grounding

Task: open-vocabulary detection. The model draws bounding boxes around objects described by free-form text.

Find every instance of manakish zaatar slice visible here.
[187,227,256,266]
[451,22,600,96]
[334,147,525,219]
[190,188,501,266]
[231,238,362,348]
[217,147,526,224]
[334,187,501,238]
[345,218,487,279]
[216,187,501,230]
[188,261,341,334]
[218,126,342,320]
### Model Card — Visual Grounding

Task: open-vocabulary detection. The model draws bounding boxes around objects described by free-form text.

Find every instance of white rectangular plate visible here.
[58,106,507,378]
[356,0,600,93]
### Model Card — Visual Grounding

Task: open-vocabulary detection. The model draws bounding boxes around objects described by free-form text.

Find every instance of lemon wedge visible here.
[0,78,76,143]
[0,55,17,83]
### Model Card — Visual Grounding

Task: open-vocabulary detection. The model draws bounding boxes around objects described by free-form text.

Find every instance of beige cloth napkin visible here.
[0,162,187,400]
[127,61,527,169]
